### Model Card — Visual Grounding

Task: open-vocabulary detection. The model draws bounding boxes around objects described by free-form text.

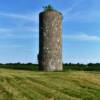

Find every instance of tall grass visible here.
[0,69,99,100]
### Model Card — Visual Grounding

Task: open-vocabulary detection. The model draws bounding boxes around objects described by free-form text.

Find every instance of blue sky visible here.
[0,0,100,64]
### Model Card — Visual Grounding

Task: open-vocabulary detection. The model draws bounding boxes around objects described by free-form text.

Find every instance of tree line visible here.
[0,63,100,71]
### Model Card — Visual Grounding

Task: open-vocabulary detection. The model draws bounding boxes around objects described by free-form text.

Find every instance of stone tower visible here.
[38,5,63,71]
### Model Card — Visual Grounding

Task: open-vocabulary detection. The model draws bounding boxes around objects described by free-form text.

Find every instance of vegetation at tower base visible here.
[38,6,63,71]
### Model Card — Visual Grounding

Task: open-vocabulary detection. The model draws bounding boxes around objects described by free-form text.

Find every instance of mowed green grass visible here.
[0,69,100,100]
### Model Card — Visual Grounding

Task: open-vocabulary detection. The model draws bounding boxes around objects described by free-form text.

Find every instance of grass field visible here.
[0,68,100,100]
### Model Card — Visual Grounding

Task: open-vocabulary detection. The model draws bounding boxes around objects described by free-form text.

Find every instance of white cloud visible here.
[19,27,38,33]
[0,26,38,33]
[0,28,13,37]
[63,10,100,22]
[0,11,39,23]
[62,0,84,22]
[0,12,32,20]
[63,33,100,41]
[63,0,84,15]
[0,44,23,48]
[0,26,39,39]
[62,0,100,22]
[0,28,12,33]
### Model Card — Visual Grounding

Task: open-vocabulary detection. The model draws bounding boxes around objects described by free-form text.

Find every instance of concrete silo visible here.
[38,5,63,71]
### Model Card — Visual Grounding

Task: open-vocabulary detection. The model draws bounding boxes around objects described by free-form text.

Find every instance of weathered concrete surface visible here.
[38,10,63,71]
